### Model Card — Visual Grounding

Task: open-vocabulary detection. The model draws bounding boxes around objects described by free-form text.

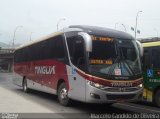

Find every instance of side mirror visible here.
[78,32,92,52]
[136,40,143,57]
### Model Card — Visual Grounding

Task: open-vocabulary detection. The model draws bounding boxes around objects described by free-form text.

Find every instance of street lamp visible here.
[12,25,23,46]
[30,32,34,41]
[115,22,118,29]
[135,10,142,39]
[121,24,127,32]
[57,18,66,31]
[154,28,158,39]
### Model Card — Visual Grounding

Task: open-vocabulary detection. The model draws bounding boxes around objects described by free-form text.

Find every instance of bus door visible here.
[143,49,152,101]
[67,36,87,101]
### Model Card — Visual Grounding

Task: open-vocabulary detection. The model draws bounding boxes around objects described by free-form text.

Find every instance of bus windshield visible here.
[88,36,142,79]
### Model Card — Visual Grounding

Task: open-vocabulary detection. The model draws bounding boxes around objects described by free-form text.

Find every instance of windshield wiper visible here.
[108,55,120,75]
[107,41,121,75]
[119,48,135,76]
[108,44,135,76]
[122,60,135,76]
[90,69,113,78]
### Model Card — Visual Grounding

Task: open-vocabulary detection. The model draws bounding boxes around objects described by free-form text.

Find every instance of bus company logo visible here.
[111,82,133,87]
[35,66,55,75]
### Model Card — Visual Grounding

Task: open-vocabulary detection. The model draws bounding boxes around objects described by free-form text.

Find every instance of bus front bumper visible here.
[85,82,143,104]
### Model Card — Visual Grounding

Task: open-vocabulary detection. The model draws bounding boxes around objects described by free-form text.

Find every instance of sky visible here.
[0,0,160,45]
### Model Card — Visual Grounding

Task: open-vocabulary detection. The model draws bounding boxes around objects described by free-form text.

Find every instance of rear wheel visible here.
[154,89,160,107]
[58,82,71,106]
[23,78,29,93]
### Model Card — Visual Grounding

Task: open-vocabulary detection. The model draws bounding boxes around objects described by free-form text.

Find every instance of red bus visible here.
[13,25,143,106]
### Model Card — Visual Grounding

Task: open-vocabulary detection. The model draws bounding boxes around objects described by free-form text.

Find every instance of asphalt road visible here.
[0,73,160,119]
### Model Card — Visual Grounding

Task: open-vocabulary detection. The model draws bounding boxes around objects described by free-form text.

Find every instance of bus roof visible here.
[142,41,160,48]
[15,32,63,51]
[15,25,134,51]
[15,27,83,51]
[69,25,134,40]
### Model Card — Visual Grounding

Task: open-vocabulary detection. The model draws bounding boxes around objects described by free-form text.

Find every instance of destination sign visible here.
[89,59,113,65]
[91,35,113,42]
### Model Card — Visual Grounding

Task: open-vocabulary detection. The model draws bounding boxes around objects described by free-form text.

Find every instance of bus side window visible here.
[67,36,86,71]
[35,35,66,62]
[143,50,150,70]
[151,48,160,69]
[54,37,65,61]
[73,37,85,68]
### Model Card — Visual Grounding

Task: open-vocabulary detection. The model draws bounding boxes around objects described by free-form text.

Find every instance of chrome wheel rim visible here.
[24,81,27,91]
[60,88,67,100]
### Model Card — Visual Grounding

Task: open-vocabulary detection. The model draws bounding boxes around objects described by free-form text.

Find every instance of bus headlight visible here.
[87,81,105,89]
[138,84,143,88]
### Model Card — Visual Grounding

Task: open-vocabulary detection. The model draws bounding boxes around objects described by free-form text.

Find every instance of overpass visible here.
[0,48,15,72]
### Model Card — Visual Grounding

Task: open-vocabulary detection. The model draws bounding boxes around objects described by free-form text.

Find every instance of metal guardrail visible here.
[0,49,15,54]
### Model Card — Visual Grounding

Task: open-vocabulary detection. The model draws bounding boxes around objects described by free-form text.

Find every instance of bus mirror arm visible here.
[78,32,92,52]
[136,40,143,57]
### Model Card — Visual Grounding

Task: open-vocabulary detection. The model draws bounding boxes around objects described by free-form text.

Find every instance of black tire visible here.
[58,82,71,106]
[23,78,29,93]
[154,89,160,107]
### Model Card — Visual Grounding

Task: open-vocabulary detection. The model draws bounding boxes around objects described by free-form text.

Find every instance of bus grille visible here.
[102,87,139,92]
[106,94,136,100]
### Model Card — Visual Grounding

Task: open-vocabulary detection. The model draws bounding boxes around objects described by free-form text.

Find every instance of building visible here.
[0,42,14,72]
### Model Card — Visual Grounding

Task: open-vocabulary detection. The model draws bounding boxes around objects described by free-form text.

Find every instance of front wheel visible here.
[58,82,71,106]
[154,89,160,107]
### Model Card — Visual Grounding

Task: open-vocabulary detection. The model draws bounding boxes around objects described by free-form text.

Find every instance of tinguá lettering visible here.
[111,82,133,87]
[35,66,55,75]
